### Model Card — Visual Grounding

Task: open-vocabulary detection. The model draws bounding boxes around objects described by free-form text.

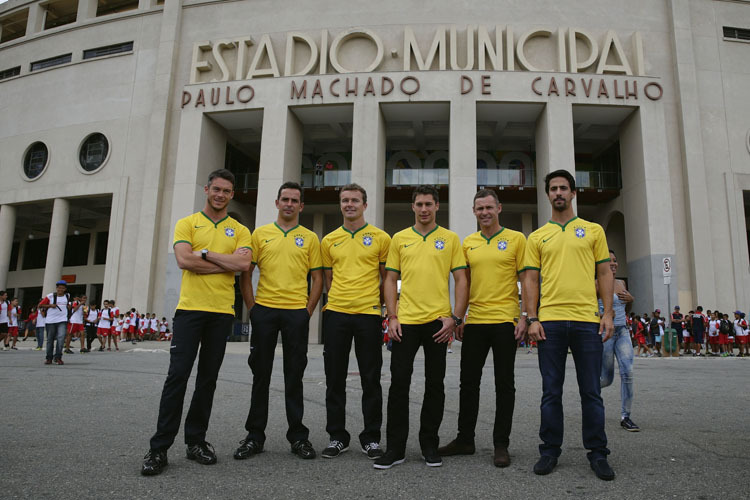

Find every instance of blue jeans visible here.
[46,322,67,361]
[36,326,45,349]
[537,321,609,461]
[600,325,634,419]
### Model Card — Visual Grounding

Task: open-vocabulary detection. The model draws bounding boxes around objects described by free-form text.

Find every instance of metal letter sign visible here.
[663,257,672,277]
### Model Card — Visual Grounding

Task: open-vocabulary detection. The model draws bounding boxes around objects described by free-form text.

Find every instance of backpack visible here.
[719,319,732,334]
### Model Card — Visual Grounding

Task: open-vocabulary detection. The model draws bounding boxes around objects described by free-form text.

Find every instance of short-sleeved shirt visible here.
[173,211,252,315]
[385,225,466,325]
[252,222,323,310]
[463,228,526,324]
[321,223,391,315]
[523,217,609,323]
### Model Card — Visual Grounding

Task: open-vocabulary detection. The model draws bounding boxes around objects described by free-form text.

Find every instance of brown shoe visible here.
[493,446,510,467]
[437,439,475,456]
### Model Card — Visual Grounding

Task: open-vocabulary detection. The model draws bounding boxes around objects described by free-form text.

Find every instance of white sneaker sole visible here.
[373,458,405,469]
[361,448,383,460]
[423,457,443,467]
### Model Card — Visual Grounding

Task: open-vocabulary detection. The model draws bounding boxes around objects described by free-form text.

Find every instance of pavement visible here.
[1,339,748,499]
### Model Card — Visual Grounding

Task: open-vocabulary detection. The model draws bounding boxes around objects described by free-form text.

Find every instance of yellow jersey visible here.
[463,228,526,324]
[385,225,466,324]
[322,223,391,315]
[523,217,610,323]
[252,222,323,309]
[173,211,252,315]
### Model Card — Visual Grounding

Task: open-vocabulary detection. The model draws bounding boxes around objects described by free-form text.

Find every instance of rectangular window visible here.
[0,66,21,80]
[22,238,49,270]
[83,41,134,60]
[723,26,750,41]
[63,234,91,267]
[30,53,72,72]
[44,0,79,31]
[9,241,20,271]
[94,231,108,265]
[0,9,28,44]
[96,0,139,17]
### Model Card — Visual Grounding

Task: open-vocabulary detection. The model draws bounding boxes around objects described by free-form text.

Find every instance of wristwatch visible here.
[201,249,208,260]
[526,317,539,326]
[451,314,463,327]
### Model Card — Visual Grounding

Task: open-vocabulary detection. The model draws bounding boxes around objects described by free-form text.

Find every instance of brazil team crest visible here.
[434,237,446,250]
[362,233,373,247]
[497,239,508,251]
[574,226,586,239]
[225,227,235,237]
[294,234,305,247]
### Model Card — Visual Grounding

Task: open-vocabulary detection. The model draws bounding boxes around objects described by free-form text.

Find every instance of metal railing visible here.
[477,168,535,187]
[386,168,450,186]
[575,171,621,190]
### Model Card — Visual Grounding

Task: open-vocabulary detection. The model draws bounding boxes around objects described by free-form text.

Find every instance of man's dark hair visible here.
[473,189,500,205]
[340,183,368,204]
[207,169,236,189]
[412,185,439,203]
[696,306,703,311]
[609,249,616,256]
[277,181,304,203]
[544,169,576,194]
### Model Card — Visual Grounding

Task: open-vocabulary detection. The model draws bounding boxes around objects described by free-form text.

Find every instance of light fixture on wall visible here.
[28,233,35,240]
[73,229,80,235]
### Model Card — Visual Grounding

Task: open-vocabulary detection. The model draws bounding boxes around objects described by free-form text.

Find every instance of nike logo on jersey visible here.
[265,238,275,243]
[542,237,554,243]
[194,225,205,229]
[469,246,480,251]
[404,242,416,248]
[333,242,344,247]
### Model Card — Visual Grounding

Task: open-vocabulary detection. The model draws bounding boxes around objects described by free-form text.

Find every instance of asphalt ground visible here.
[1,339,748,500]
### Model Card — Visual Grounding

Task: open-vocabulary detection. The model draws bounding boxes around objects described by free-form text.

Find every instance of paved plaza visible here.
[1,340,748,499]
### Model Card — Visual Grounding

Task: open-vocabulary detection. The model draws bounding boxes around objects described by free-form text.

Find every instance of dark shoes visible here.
[493,446,511,468]
[590,458,616,480]
[54,359,64,365]
[141,449,168,476]
[373,449,406,469]
[233,437,264,460]
[291,439,316,459]
[186,442,217,465]
[422,449,442,467]
[437,439,475,456]
[321,440,348,458]
[44,359,52,365]
[620,417,640,432]
[533,455,558,475]
[361,442,384,459]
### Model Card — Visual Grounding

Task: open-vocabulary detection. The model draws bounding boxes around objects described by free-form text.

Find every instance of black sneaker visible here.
[590,457,615,480]
[361,442,384,459]
[64,349,74,354]
[141,449,168,476]
[233,437,263,460]
[533,455,558,475]
[422,449,442,467]
[186,442,217,465]
[321,440,348,458]
[373,449,406,469]
[291,439,316,459]
[620,417,640,432]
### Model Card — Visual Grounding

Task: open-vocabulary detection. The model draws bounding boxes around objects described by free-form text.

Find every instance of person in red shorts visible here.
[707,311,720,356]
[67,295,86,353]
[7,298,20,350]
[97,300,113,350]
[737,313,749,356]
[109,300,120,345]
[732,311,747,357]
[634,316,651,357]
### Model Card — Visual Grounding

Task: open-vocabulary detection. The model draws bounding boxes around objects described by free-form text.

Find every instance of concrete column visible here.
[619,107,677,314]
[77,0,98,21]
[16,237,26,271]
[26,3,46,34]
[310,212,325,344]
[42,198,70,294]
[351,101,386,228]
[0,205,17,290]
[534,101,576,225]
[521,213,533,236]
[449,99,477,240]
[667,0,717,308]
[87,232,97,266]
[255,106,303,227]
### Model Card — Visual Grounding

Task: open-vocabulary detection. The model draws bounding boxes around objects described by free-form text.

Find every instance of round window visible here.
[79,133,110,172]
[23,142,49,180]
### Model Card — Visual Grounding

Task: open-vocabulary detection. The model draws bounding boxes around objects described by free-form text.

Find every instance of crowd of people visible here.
[628,306,749,357]
[0,289,171,363]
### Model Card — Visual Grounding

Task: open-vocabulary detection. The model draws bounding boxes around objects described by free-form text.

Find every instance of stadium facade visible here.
[1,0,749,341]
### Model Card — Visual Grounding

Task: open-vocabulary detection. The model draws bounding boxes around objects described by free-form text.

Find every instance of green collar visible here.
[200,211,229,228]
[411,225,439,241]
[342,222,368,238]
[274,221,300,236]
[480,227,505,243]
[549,216,578,231]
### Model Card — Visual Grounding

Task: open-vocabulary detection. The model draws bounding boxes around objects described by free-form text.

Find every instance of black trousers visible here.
[456,322,517,447]
[85,324,98,350]
[323,310,383,447]
[386,320,446,453]
[244,304,310,444]
[149,310,233,451]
